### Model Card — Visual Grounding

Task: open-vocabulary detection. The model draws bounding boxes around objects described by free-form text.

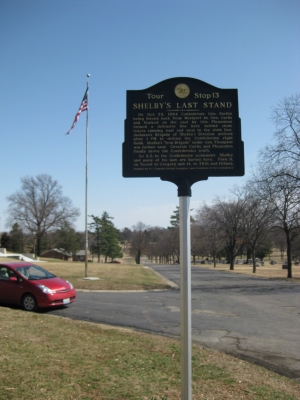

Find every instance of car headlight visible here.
[37,285,55,294]
[66,281,74,289]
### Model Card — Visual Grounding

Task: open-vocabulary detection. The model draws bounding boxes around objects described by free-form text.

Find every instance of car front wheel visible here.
[22,294,38,312]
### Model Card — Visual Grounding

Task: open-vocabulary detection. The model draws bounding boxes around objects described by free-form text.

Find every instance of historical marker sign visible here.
[123,77,244,182]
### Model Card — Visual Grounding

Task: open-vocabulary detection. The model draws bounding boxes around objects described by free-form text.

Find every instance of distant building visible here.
[41,248,92,262]
[40,248,72,261]
[73,250,91,262]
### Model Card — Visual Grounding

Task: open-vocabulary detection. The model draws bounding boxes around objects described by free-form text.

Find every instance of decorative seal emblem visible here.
[174,83,190,98]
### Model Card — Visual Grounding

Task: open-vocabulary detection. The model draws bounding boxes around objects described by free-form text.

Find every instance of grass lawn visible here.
[0,307,299,400]
[0,256,299,398]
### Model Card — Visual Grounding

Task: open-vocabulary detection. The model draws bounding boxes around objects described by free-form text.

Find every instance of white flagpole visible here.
[85,75,90,277]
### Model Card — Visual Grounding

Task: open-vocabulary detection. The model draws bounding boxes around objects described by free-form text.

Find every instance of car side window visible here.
[8,269,17,279]
[0,267,9,280]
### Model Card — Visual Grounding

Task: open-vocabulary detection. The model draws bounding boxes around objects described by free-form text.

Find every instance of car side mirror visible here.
[9,277,18,282]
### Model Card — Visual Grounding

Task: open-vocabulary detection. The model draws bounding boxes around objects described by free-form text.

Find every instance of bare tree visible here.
[291,235,300,261]
[270,228,286,260]
[253,165,300,278]
[129,222,150,264]
[250,93,300,277]
[146,227,165,262]
[161,227,180,263]
[148,227,180,264]
[206,197,247,270]
[195,206,225,267]
[7,174,80,256]
[260,93,300,182]
[190,223,204,265]
[238,187,272,273]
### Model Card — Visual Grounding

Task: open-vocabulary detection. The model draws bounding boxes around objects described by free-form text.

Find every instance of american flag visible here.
[66,88,88,134]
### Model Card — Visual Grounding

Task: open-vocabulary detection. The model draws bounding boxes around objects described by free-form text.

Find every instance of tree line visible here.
[1,212,123,262]
[1,173,123,262]
[1,221,85,257]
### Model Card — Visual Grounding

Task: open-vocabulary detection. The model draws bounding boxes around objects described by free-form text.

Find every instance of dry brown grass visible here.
[198,260,300,282]
[1,256,300,398]
[0,307,299,400]
[1,257,171,291]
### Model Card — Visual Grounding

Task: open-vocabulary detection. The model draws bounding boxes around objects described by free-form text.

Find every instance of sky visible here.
[1,0,299,233]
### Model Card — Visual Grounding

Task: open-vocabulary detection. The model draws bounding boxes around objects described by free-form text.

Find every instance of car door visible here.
[0,267,22,304]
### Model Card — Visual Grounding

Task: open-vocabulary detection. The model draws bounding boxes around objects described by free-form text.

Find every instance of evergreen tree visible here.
[10,223,25,253]
[0,232,11,250]
[89,212,123,263]
[170,206,195,227]
[89,215,102,262]
[55,223,81,256]
[170,207,180,227]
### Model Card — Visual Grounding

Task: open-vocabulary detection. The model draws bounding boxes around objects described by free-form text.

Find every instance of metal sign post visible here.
[161,176,200,399]
[180,194,192,399]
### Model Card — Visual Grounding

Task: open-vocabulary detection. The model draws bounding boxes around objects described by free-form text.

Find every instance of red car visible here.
[0,261,76,311]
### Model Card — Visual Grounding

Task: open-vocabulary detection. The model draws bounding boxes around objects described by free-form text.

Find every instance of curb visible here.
[142,264,179,289]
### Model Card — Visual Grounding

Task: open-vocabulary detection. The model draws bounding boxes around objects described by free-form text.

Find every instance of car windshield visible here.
[15,265,56,280]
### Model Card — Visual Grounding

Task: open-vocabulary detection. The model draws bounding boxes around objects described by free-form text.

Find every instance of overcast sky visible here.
[1,0,299,232]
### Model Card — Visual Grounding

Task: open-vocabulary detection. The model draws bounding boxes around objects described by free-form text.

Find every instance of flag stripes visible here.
[66,88,88,134]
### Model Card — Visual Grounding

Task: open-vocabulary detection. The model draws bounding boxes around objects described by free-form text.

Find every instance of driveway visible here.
[48,263,300,381]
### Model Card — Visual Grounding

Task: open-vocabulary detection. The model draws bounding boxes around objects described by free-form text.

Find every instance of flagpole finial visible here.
[87,74,90,78]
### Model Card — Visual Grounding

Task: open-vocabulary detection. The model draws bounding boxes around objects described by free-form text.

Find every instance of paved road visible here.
[48,263,300,381]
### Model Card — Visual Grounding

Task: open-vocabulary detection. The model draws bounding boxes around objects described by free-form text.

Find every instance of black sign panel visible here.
[123,77,244,182]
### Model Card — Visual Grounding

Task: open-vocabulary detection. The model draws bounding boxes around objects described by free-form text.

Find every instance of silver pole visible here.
[85,76,89,277]
[179,195,192,399]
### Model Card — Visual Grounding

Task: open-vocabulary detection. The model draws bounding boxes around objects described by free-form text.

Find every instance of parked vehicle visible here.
[0,262,76,311]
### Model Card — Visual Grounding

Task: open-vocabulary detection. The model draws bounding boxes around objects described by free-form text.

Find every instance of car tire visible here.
[22,294,38,312]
